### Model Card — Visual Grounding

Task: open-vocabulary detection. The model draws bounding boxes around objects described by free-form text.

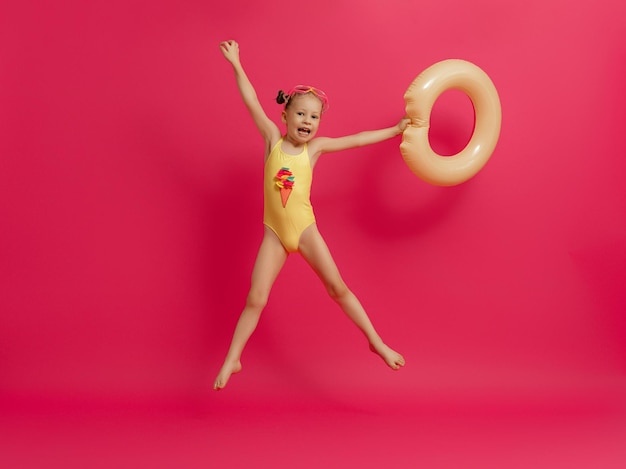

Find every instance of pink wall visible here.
[1,0,625,403]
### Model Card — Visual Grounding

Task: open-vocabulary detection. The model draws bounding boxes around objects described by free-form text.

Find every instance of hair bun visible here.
[276,90,288,105]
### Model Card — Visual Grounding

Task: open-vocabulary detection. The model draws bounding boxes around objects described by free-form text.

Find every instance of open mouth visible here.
[297,128,311,136]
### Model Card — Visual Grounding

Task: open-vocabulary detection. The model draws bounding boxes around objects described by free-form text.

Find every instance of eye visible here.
[297,112,304,116]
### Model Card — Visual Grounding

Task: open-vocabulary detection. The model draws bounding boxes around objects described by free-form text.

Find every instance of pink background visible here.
[1,0,625,467]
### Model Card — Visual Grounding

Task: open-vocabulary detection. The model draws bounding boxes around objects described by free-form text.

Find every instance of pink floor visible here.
[3,388,625,469]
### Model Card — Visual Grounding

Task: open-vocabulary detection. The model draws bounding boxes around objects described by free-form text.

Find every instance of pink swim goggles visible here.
[287,85,329,112]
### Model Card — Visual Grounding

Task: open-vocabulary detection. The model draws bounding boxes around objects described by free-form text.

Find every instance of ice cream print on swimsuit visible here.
[275,167,294,207]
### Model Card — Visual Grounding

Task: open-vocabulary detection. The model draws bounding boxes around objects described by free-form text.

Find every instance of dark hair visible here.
[276,90,290,108]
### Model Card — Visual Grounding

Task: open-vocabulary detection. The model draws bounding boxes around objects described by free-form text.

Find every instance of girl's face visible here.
[282,94,323,144]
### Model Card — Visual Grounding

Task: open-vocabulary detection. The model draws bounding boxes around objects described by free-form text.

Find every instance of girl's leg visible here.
[213,226,288,390]
[298,224,405,370]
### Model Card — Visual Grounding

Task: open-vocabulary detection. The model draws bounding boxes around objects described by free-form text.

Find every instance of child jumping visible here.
[214,40,408,390]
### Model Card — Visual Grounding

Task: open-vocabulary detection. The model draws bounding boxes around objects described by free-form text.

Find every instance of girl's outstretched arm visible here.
[219,40,280,147]
[308,117,410,160]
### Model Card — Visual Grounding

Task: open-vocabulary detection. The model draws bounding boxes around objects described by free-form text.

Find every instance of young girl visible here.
[214,40,409,390]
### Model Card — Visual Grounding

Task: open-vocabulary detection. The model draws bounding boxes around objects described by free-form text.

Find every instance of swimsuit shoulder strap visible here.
[271,138,283,153]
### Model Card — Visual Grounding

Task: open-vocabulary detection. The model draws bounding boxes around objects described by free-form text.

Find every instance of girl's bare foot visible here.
[369,342,405,370]
[213,360,242,390]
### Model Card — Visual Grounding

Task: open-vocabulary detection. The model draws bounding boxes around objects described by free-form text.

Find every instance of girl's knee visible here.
[246,289,269,310]
[326,280,350,302]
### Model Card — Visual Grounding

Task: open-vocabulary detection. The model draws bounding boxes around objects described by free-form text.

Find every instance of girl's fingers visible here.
[219,40,238,55]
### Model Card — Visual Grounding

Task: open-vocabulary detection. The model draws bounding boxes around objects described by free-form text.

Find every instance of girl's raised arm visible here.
[219,40,280,145]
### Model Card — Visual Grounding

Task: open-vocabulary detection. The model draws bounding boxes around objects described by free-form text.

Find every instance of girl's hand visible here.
[219,40,240,65]
[397,116,411,134]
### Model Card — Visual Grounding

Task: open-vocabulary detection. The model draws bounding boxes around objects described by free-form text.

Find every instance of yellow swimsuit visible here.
[263,138,316,253]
